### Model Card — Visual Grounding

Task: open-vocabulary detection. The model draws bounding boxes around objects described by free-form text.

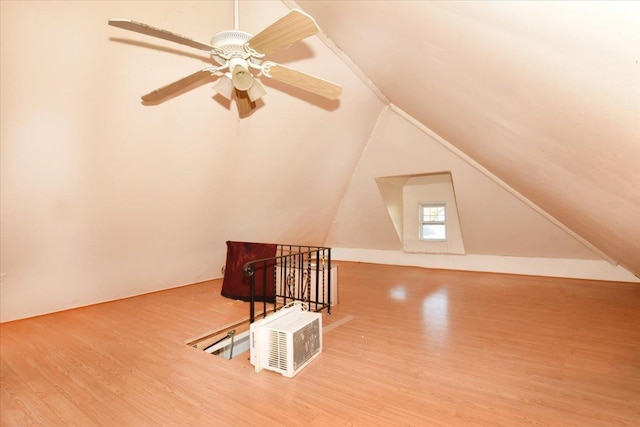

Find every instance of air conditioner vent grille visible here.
[268,330,288,371]
[293,319,320,371]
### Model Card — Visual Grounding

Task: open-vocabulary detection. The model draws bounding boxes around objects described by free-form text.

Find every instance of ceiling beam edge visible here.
[320,104,392,246]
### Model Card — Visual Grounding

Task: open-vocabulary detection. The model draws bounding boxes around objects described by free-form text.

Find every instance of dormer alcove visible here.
[376,172,465,254]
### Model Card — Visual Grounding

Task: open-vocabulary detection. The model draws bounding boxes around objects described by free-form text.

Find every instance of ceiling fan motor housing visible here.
[210,30,253,65]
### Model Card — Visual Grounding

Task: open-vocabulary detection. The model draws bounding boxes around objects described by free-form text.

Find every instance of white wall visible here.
[325,107,639,283]
[0,1,384,322]
[2,1,636,323]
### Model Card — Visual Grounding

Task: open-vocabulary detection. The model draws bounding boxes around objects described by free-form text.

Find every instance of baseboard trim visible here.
[332,248,639,283]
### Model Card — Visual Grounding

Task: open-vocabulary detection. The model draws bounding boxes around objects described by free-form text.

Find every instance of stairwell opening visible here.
[186,319,252,360]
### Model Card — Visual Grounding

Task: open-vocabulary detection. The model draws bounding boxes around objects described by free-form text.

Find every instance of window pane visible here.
[422,206,445,222]
[421,224,446,240]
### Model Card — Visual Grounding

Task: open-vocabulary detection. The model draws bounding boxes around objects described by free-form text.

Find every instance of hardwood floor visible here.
[2,262,639,426]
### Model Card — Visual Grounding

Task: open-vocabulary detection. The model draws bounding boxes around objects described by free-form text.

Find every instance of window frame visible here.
[419,202,447,241]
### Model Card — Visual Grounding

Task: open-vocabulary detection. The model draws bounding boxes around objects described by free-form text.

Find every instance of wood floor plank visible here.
[1,263,639,426]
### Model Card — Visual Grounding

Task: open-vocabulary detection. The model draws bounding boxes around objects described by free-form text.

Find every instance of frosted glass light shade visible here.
[213,75,234,100]
[247,79,267,102]
[231,65,253,91]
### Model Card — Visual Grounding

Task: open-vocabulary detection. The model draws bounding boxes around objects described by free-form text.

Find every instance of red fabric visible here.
[221,241,277,302]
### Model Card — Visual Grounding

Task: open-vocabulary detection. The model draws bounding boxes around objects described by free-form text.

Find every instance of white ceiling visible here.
[1,0,639,321]
[294,0,640,277]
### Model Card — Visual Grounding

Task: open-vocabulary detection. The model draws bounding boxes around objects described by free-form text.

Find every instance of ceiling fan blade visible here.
[141,69,215,104]
[235,89,256,118]
[109,19,214,51]
[265,64,342,100]
[247,10,319,56]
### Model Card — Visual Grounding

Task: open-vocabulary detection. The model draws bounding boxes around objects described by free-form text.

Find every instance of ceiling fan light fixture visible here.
[231,64,253,91]
[108,9,341,118]
[213,74,234,100]
[247,79,267,102]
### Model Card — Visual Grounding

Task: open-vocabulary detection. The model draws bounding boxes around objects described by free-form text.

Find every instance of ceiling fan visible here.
[108,4,342,118]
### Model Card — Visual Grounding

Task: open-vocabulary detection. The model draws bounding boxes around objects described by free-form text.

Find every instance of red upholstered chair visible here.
[221,241,277,302]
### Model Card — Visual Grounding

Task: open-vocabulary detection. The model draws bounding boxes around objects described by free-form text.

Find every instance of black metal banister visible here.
[243,245,332,323]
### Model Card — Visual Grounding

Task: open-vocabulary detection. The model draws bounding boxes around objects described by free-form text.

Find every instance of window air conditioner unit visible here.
[250,304,322,378]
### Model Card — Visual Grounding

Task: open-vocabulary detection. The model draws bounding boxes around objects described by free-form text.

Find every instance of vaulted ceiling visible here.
[1,0,638,322]
[295,0,640,276]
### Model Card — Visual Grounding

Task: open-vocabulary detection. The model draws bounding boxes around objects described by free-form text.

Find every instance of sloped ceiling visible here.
[325,108,605,261]
[0,0,383,321]
[1,1,638,321]
[296,0,640,277]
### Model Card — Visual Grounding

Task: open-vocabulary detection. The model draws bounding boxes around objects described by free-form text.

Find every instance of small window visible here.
[420,203,446,241]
